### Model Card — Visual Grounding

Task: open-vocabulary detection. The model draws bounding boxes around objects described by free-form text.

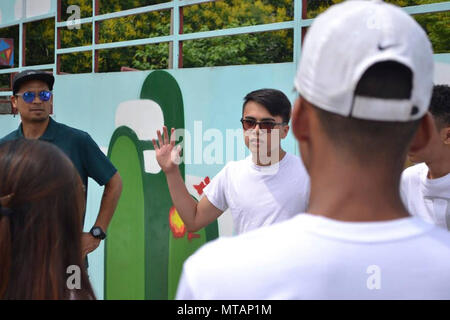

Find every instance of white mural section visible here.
[115,99,164,174]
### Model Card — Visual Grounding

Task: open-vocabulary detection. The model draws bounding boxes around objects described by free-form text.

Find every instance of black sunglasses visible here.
[240,118,286,132]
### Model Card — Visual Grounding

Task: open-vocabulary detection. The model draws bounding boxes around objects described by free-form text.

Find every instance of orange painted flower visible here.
[169,206,186,238]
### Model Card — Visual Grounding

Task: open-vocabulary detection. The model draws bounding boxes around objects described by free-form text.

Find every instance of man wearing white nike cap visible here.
[176,0,450,299]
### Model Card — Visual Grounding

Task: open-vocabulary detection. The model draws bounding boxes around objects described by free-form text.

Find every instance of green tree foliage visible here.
[61,0,92,20]
[56,0,294,72]
[0,0,447,75]
[59,0,172,72]
[306,0,450,17]
[98,9,170,71]
[58,0,92,73]
[385,0,450,6]
[306,0,449,54]
[415,11,450,53]
[98,0,170,14]
[180,0,293,68]
[25,18,55,66]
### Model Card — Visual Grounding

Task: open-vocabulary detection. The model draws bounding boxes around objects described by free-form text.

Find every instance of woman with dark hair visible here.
[0,139,95,299]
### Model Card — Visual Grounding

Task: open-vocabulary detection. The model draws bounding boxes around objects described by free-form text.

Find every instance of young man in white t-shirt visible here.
[401,85,450,230]
[175,0,450,300]
[153,89,310,235]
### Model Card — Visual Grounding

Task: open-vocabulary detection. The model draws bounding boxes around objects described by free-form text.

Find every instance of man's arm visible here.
[165,166,222,232]
[94,171,123,231]
[153,126,223,232]
[82,172,122,257]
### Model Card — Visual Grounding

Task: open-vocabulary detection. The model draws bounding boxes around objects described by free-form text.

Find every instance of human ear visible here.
[10,96,17,114]
[441,126,450,145]
[292,97,310,143]
[280,124,289,139]
[409,112,433,154]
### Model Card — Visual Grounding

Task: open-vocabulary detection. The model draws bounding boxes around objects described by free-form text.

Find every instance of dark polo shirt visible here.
[0,117,117,189]
[1,118,117,268]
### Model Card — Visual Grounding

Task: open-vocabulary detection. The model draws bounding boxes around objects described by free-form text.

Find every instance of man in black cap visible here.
[0,70,123,261]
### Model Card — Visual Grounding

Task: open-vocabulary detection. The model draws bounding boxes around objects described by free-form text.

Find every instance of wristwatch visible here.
[89,226,107,240]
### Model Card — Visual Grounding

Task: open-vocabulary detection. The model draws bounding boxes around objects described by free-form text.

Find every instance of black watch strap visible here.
[90,226,106,240]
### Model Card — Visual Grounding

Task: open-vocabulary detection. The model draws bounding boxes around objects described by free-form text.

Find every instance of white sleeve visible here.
[175,266,197,300]
[203,165,230,212]
[400,168,411,208]
[400,178,407,207]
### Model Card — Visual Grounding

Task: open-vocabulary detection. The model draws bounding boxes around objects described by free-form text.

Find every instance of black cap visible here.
[12,70,55,95]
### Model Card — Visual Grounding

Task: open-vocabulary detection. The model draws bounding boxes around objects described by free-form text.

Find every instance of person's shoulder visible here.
[228,156,250,167]
[54,120,90,138]
[285,152,300,161]
[421,221,450,251]
[403,162,428,174]
[283,152,309,175]
[0,130,19,144]
[402,163,428,181]
[181,215,312,293]
[186,214,308,265]
[53,120,94,147]
[218,157,248,174]
[283,152,302,165]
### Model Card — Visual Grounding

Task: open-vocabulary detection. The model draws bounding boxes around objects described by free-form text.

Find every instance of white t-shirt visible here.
[176,214,450,300]
[203,152,310,234]
[400,163,450,230]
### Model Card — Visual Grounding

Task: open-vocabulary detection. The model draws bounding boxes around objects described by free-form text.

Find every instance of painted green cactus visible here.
[105,71,218,300]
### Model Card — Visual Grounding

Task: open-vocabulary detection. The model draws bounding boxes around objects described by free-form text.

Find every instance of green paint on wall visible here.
[105,70,219,300]
[140,71,186,300]
[105,130,146,300]
[168,212,207,300]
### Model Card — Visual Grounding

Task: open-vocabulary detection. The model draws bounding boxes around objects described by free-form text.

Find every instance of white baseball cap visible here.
[294,0,434,122]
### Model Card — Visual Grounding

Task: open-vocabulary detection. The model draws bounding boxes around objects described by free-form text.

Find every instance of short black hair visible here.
[243,89,291,124]
[429,84,450,129]
[314,61,421,164]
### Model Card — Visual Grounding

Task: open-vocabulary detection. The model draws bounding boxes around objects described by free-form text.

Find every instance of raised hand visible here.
[152,126,181,173]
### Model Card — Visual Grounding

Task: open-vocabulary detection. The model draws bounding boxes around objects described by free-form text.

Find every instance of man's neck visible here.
[252,149,286,166]
[307,159,409,222]
[22,118,50,139]
[426,157,450,179]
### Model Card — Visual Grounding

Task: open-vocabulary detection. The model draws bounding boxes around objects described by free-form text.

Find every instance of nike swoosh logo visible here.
[378,44,397,51]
